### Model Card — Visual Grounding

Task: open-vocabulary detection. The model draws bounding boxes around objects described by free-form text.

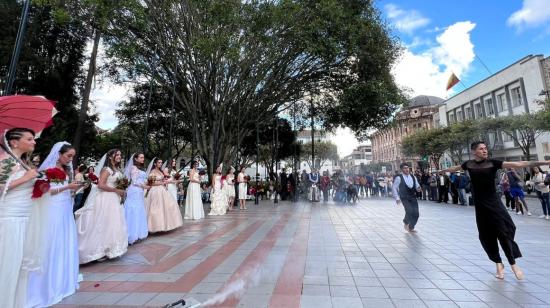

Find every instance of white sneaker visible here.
[528,212,532,216]
[516,212,521,215]
[546,215,550,220]
[539,215,546,218]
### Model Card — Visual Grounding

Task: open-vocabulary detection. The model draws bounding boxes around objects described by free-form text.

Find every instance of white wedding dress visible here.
[209,175,227,215]
[75,168,128,264]
[184,172,204,220]
[26,178,79,307]
[166,170,178,202]
[0,168,35,308]
[124,166,148,244]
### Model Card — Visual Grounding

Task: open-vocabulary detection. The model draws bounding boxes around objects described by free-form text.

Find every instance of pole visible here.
[255,120,259,205]
[311,99,315,170]
[143,46,158,154]
[167,64,177,160]
[3,0,31,96]
[293,102,298,203]
[274,118,279,204]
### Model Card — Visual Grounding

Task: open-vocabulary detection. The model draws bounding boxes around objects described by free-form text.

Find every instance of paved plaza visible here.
[57,197,550,308]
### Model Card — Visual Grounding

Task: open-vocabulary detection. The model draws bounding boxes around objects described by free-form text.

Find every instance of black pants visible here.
[438,186,449,202]
[402,196,420,230]
[479,227,522,265]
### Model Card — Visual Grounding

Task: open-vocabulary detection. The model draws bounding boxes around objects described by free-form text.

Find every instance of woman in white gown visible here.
[223,167,236,211]
[145,158,183,232]
[209,164,227,215]
[75,149,128,264]
[124,153,149,244]
[237,165,248,210]
[184,161,205,219]
[0,128,39,308]
[26,142,83,307]
[164,159,181,202]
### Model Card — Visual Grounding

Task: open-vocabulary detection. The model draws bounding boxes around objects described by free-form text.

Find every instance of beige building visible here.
[370,95,444,171]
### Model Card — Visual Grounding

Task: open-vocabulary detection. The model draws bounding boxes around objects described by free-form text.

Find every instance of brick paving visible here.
[56,197,550,307]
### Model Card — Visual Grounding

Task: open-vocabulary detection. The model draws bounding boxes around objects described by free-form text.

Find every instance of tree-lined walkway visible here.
[57,198,550,307]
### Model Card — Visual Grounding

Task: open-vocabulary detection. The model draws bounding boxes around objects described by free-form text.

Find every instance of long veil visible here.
[124,153,136,179]
[74,153,107,222]
[23,141,71,273]
[146,157,157,176]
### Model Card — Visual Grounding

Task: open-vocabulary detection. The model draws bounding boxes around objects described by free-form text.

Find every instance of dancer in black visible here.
[443,141,550,280]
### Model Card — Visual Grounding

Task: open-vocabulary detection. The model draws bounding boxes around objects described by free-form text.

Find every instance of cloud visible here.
[384,3,430,35]
[392,21,476,98]
[507,0,550,31]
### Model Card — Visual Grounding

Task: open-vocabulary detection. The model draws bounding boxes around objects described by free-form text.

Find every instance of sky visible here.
[91,0,550,157]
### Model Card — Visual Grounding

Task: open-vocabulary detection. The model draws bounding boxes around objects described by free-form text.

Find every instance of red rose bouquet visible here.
[174,172,182,180]
[85,172,99,184]
[115,175,130,204]
[32,167,66,199]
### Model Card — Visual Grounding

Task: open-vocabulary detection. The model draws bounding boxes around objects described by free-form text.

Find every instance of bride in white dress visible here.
[209,164,227,215]
[184,161,204,219]
[75,149,128,264]
[26,142,82,307]
[0,128,39,308]
[164,159,181,202]
[223,167,236,211]
[123,153,149,244]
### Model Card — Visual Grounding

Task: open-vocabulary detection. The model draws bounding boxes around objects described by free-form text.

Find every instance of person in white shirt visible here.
[392,163,422,233]
[532,167,550,219]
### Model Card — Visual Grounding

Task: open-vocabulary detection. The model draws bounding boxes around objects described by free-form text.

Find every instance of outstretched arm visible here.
[440,165,463,173]
[502,161,550,169]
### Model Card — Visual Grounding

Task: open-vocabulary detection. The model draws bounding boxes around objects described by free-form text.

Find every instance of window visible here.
[475,103,483,118]
[485,98,494,115]
[448,113,456,124]
[511,87,523,107]
[465,106,472,120]
[502,131,513,142]
[497,93,508,112]
[456,110,463,121]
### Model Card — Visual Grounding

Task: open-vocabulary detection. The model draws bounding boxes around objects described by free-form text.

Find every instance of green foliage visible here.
[0,0,99,158]
[299,140,339,169]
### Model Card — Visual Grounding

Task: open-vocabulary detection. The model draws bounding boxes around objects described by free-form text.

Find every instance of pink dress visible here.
[144,173,183,232]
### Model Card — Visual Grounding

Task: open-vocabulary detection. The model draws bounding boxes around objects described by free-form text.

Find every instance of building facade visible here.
[438,54,550,164]
[370,95,444,171]
[340,145,373,173]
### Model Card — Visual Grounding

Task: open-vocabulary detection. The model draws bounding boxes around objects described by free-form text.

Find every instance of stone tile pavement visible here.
[56,197,550,307]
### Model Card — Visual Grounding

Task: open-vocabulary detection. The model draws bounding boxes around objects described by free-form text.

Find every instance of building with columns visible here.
[370,95,444,171]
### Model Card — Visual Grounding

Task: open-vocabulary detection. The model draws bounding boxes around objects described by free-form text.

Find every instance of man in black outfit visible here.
[442,141,550,280]
[437,171,450,203]
[392,163,422,233]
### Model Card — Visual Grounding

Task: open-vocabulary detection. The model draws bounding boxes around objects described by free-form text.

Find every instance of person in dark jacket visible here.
[437,171,450,203]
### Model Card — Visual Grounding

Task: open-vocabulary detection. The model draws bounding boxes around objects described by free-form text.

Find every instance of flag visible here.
[446,72,460,91]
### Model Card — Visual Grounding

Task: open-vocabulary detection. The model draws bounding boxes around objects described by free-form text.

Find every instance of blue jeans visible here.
[536,191,550,216]
[458,188,467,205]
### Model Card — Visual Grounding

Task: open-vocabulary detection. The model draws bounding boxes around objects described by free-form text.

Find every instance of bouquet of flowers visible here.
[85,172,99,185]
[174,172,182,180]
[115,175,130,204]
[145,175,156,197]
[32,167,66,199]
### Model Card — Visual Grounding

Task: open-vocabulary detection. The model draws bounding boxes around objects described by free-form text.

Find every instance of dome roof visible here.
[408,95,444,107]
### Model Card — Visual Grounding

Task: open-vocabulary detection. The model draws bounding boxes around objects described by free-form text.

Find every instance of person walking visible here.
[442,141,550,280]
[507,168,531,216]
[392,163,422,233]
[532,167,550,219]
[456,171,469,205]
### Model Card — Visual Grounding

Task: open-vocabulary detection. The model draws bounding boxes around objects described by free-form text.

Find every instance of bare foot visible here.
[404,224,410,232]
[495,263,504,279]
[408,229,417,233]
[511,264,524,280]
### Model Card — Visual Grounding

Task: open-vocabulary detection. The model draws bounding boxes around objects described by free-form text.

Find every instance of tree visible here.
[444,120,480,165]
[115,83,193,160]
[482,114,545,161]
[401,128,447,169]
[0,0,100,158]
[299,141,338,170]
[104,0,404,176]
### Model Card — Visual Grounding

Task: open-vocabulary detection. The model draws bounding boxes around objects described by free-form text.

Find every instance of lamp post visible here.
[255,119,259,205]
[3,0,31,96]
[274,118,279,204]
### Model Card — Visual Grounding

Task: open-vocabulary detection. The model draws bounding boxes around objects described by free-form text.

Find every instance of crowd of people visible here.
[4,126,550,307]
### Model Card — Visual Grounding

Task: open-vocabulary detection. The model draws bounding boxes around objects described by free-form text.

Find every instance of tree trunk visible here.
[74,29,101,163]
